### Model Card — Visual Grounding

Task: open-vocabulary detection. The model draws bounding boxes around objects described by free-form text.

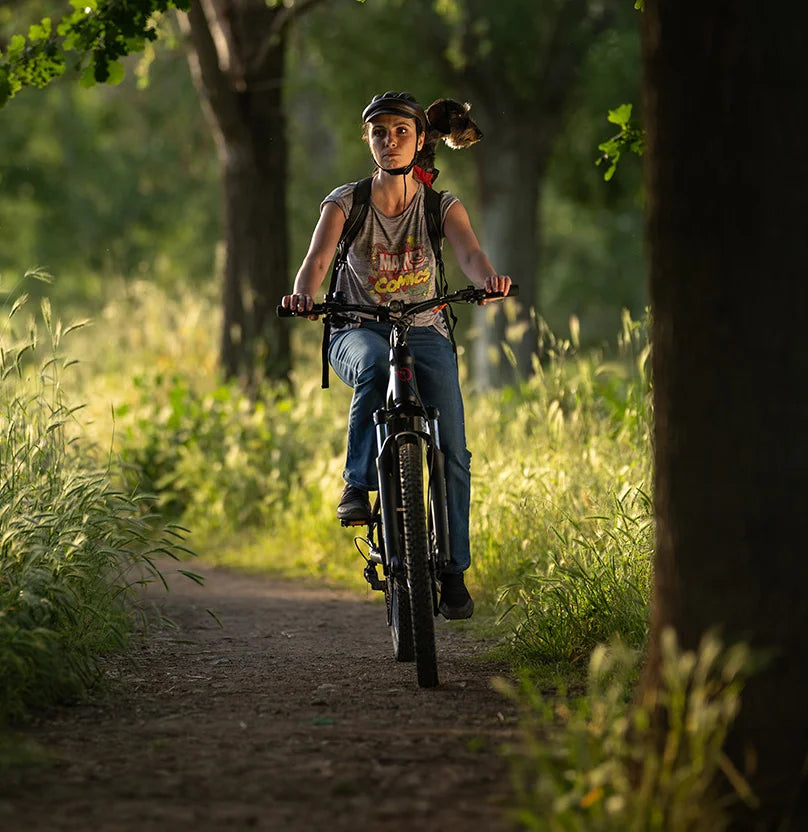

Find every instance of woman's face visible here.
[367,114,424,168]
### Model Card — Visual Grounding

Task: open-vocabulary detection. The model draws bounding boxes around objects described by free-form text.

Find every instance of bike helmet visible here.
[362,91,427,176]
[362,91,427,134]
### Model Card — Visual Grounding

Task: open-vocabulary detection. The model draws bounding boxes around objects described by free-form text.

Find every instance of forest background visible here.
[1,0,651,705]
[1,1,661,824]
[6,2,808,827]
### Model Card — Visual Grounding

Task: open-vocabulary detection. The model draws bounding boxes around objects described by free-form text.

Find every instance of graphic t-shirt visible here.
[322,181,458,335]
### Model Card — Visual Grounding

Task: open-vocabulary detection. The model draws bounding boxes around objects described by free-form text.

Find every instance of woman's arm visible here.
[281,201,346,314]
[443,200,511,297]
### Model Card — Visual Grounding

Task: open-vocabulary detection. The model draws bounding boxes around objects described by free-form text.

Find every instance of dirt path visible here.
[2,561,521,831]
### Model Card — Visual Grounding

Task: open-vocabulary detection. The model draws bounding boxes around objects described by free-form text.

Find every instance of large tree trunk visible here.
[642,1,808,824]
[182,0,292,382]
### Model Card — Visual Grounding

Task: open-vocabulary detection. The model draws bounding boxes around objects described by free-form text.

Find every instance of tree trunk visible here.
[444,0,618,387]
[182,0,291,383]
[471,126,543,387]
[642,1,808,825]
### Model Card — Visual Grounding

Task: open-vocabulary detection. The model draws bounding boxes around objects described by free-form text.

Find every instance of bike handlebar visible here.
[276,284,519,320]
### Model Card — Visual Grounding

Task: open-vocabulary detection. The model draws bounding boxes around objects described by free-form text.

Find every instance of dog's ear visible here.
[425,99,453,135]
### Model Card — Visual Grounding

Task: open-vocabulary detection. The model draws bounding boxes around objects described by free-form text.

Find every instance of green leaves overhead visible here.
[596,102,645,181]
[0,0,191,108]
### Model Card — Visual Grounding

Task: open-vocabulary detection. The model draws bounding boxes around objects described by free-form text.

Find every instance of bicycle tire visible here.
[398,437,439,688]
[389,575,414,662]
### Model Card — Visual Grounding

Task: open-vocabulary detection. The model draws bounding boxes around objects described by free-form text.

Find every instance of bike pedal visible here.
[363,563,386,592]
[340,518,369,527]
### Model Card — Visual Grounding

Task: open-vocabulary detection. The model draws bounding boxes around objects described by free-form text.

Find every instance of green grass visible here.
[71,283,654,669]
[0,287,193,724]
[498,630,758,830]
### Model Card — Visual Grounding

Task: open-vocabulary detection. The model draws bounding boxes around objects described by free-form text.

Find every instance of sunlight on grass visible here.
[70,283,654,669]
[497,630,758,830]
[0,286,192,723]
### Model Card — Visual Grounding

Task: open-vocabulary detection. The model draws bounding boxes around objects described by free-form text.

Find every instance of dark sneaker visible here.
[336,484,371,525]
[438,572,474,620]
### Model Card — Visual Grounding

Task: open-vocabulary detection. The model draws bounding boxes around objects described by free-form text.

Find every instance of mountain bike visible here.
[277,284,517,687]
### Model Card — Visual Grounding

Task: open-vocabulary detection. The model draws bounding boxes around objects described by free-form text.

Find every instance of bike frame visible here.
[277,284,517,684]
[370,322,452,617]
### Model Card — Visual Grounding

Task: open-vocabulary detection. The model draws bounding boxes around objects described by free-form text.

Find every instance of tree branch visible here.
[179,0,241,145]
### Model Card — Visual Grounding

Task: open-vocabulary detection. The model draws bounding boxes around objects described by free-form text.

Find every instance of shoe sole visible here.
[438,599,474,620]
[338,517,370,527]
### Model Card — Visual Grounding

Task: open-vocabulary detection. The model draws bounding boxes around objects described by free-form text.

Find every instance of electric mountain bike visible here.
[277,284,518,688]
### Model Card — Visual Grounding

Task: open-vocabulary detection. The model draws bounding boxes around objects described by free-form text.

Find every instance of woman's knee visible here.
[355,351,388,387]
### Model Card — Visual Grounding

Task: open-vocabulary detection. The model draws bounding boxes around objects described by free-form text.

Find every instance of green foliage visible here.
[0,0,191,108]
[597,103,645,181]
[0,50,219,307]
[115,372,324,532]
[498,489,652,666]
[77,284,655,662]
[498,630,758,830]
[0,288,192,723]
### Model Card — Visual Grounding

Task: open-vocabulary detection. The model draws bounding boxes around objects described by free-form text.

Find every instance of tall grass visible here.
[0,286,191,723]
[73,283,654,666]
[498,630,758,830]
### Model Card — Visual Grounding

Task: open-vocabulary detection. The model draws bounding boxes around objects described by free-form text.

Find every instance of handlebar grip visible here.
[276,305,297,318]
[508,283,519,297]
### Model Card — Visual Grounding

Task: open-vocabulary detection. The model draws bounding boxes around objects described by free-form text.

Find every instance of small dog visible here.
[416,98,483,181]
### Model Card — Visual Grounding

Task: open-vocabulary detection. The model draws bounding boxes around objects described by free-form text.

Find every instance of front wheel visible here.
[388,575,414,662]
[398,437,439,688]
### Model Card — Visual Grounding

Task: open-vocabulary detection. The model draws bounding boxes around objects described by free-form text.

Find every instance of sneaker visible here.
[336,484,371,525]
[438,572,474,620]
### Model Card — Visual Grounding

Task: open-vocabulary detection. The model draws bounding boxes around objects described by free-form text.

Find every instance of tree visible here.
[432,0,627,385]
[178,0,325,383]
[1,0,326,382]
[641,1,808,824]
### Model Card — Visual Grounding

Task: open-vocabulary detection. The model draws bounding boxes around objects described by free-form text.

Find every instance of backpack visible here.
[319,176,457,388]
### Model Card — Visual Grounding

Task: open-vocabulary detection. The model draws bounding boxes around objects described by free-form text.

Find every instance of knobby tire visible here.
[390,574,414,662]
[398,437,439,688]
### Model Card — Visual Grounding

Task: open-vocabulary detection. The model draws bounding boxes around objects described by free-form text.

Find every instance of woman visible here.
[281,91,511,619]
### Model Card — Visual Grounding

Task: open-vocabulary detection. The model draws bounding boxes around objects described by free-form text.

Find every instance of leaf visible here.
[177,569,205,586]
[106,60,125,86]
[607,103,633,128]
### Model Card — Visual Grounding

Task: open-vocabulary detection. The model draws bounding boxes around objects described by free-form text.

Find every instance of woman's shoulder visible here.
[435,188,460,222]
[321,181,364,217]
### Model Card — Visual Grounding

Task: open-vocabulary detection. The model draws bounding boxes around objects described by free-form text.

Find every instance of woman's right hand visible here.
[280,292,317,320]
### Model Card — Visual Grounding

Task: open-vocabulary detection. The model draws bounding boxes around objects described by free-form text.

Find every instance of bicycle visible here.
[277,284,518,687]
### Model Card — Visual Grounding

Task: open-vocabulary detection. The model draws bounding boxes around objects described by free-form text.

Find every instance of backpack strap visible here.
[423,186,459,363]
[321,177,373,388]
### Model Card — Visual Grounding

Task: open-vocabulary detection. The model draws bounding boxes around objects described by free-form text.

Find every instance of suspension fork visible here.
[425,406,452,573]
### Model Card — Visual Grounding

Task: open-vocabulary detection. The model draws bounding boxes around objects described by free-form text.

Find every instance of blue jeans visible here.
[328,322,471,573]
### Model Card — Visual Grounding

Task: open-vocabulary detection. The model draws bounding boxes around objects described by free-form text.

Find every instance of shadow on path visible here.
[1,561,520,831]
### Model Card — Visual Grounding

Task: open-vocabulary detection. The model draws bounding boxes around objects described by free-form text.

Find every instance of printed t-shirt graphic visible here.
[370,235,431,301]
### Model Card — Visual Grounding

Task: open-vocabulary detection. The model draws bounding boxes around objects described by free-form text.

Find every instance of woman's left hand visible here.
[480,274,512,303]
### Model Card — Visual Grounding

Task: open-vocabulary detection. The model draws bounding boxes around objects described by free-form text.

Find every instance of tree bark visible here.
[642,1,808,825]
[182,0,296,382]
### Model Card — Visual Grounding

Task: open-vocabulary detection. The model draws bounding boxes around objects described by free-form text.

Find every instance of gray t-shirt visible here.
[322,181,458,334]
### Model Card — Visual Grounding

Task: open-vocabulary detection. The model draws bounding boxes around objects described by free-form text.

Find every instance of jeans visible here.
[328,322,472,573]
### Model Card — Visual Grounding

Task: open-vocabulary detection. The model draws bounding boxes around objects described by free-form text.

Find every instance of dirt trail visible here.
[1,561,521,831]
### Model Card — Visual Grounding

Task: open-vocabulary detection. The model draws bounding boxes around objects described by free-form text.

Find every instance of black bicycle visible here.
[277,285,517,687]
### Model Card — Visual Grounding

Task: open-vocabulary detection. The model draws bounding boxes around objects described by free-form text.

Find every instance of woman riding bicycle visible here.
[281,91,511,620]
